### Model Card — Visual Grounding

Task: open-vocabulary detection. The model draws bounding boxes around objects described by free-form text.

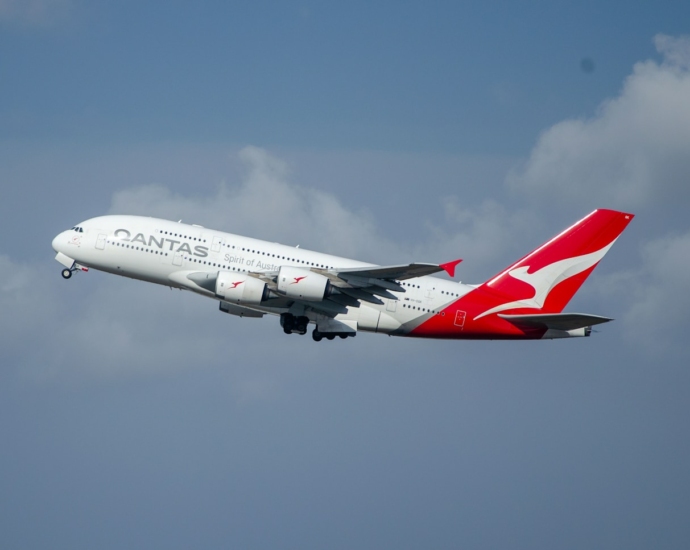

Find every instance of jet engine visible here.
[277,266,332,301]
[216,271,269,305]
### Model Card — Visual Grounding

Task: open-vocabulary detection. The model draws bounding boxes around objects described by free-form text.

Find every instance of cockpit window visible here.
[71,226,84,233]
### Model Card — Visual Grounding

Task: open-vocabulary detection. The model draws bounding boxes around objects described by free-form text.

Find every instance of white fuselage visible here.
[52,215,471,336]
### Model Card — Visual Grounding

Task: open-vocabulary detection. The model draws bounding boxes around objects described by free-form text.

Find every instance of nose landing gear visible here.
[60,263,87,280]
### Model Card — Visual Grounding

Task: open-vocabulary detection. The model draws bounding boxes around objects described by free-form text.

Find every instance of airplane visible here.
[51,208,634,342]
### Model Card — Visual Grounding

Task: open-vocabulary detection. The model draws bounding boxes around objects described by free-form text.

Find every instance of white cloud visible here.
[0,251,306,392]
[508,34,690,211]
[108,146,544,283]
[9,120,681,384]
[4,145,539,384]
[655,34,690,70]
[502,33,690,357]
[620,230,690,356]
[418,199,537,282]
[5,145,522,385]
[109,146,400,263]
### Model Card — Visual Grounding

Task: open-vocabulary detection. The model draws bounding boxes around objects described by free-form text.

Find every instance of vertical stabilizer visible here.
[474,209,634,319]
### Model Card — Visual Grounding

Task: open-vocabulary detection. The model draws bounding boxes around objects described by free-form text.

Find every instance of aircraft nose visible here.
[52,231,66,253]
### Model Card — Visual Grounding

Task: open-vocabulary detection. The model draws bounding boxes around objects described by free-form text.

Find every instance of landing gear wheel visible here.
[326,334,335,340]
[295,315,309,335]
[281,313,310,335]
[339,334,347,339]
[281,313,295,334]
[61,268,72,279]
[312,329,323,342]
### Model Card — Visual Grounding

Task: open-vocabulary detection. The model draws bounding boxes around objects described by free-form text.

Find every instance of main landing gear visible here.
[61,268,74,279]
[281,313,356,341]
[281,313,309,335]
[312,328,355,342]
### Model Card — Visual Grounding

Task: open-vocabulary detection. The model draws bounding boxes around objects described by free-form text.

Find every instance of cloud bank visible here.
[505,34,690,356]
[6,34,690,384]
[622,230,690,355]
[508,34,690,211]
[109,146,396,264]
[108,146,527,279]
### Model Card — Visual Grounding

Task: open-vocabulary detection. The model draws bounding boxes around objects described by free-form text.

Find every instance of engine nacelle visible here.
[216,271,269,305]
[277,266,332,301]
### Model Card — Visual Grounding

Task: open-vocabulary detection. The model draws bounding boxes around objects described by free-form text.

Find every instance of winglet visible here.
[440,259,462,278]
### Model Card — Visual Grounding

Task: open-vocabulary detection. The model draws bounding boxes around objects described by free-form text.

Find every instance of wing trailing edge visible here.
[334,259,462,282]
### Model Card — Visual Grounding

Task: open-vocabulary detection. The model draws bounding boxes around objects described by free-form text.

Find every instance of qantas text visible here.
[115,229,209,257]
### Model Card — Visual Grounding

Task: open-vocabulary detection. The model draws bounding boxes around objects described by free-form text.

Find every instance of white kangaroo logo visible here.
[474,240,616,320]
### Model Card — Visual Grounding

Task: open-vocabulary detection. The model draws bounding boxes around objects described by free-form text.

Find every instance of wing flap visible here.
[338,287,385,305]
[329,293,361,308]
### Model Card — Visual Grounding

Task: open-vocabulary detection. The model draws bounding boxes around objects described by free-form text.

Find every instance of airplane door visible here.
[95,233,107,250]
[173,250,183,266]
[211,236,223,253]
[386,299,397,312]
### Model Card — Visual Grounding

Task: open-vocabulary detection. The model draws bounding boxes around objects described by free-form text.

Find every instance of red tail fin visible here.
[474,209,634,319]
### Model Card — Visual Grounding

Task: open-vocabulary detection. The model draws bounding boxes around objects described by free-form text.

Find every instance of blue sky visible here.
[1,2,690,549]
[2,1,688,151]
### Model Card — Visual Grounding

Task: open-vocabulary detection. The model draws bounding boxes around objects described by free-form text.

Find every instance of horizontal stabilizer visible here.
[498,312,613,331]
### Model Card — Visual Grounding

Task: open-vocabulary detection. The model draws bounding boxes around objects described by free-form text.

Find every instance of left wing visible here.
[181,258,463,318]
[254,259,462,316]
[315,259,462,309]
